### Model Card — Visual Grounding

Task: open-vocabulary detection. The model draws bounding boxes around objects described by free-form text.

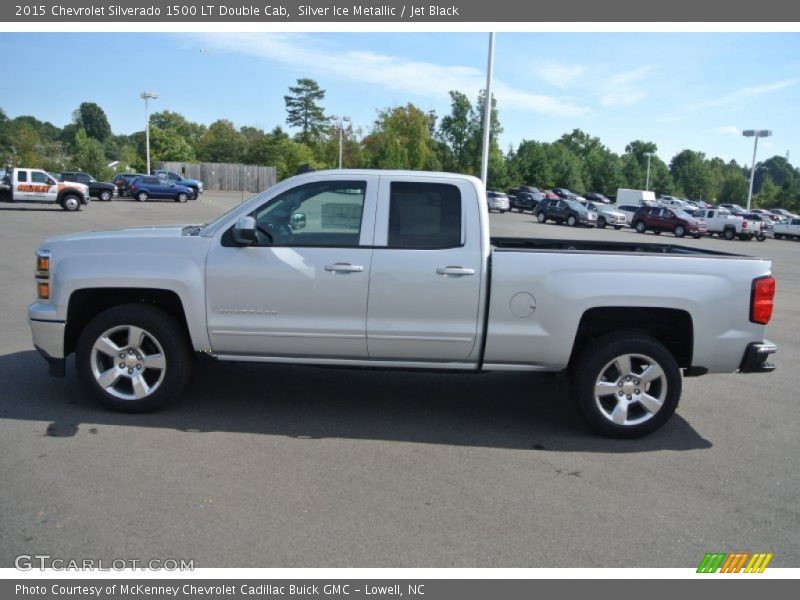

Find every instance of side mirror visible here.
[48,178,56,185]
[290,212,307,231]
[232,216,257,245]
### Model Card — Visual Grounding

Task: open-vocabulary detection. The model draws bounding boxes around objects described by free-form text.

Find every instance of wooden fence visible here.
[156,162,276,193]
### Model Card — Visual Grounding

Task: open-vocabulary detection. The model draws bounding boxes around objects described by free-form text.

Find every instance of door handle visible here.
[436,266,476,277]
[325,263,364,273]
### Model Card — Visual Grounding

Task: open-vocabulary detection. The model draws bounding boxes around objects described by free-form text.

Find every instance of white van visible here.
[616,188,656,206]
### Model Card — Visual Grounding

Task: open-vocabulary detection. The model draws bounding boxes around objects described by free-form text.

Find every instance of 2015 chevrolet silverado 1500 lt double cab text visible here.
[28,171,777,437]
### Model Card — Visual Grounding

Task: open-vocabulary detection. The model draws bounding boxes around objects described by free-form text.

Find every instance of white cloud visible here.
[689,79,798,110]
[714,125,740,135]
[534,62,585,89]
[598,66,655,108]
[194,33,590,118]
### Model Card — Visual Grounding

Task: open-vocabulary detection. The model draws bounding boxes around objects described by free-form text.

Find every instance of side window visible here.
[253,180,366,247]
[17,171,27,182]
[387,182,461,249]
[31,171,48,184]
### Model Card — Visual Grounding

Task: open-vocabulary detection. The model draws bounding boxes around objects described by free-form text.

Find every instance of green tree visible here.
[754,175,779,208]
[149,126,196,162]
[670,150,713,200]
[284,78,327,145]
[72,102,112,142]
[364,103,436,170]
[717,171,749,204]
[14,123,41,166]
[196,119,244,162]
[438,91,473,172]
[71,129,111,180]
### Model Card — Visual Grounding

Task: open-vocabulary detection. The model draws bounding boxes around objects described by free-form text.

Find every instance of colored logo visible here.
[697,552,773,573]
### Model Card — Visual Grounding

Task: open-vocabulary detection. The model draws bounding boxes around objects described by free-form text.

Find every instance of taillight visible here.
[750,276,776,325]
[742,220,748,228]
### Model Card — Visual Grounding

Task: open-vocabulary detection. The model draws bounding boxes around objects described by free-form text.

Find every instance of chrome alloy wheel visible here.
[90,325,166,400]
[592,353,667,427]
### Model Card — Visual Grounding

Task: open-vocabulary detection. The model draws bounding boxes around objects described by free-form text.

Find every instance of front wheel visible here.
[176,192,188,203]
[674,224,686,238]
[99,190,112,202]
[757,234,766,242]
[60,194,81,211]
[76,304,192,413]
[570,334,681,438]
[597,217,607,229]
[634,221,646,233]
[137,191,149,203]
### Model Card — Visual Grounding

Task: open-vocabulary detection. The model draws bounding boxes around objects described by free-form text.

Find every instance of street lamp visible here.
[643,152,655,191]
[480,32,496,187]
[140,91,158,174]
[330,115,351,169]
[743,129,772,211]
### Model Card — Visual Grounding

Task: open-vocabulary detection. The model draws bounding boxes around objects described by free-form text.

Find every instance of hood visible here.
[43,225,193,246]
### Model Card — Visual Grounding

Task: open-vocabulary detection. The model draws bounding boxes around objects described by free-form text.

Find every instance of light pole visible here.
[480,32,496,187]
[743,129,772,211]
[331,115,351,169]
[140,91,158,174]
[643,152,655,191]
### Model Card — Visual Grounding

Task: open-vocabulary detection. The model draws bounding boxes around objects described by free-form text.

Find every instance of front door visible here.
[206,176,378,358]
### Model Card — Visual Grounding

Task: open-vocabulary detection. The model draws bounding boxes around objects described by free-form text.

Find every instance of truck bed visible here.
[490,236,749,257]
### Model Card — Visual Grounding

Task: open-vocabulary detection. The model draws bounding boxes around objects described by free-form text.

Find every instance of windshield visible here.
[566,200,584,211]
[674,210,694,220]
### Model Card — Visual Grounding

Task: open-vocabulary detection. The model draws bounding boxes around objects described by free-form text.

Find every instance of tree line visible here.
[1,77,798,210]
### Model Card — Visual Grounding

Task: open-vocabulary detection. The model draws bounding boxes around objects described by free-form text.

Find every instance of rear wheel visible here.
[537,212,546,223]
[567,215,577,227]
[775,234,782,240]
[76,304,192,413]
[634,221,646,233]
[570,334,681,438]
[723,228,735,240]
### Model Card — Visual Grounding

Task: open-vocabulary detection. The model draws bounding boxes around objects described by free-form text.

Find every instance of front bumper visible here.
[739,340,777,373]
[28,303,66,377]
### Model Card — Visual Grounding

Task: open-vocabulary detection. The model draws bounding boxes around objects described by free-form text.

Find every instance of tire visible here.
[137,191,149,203]
[775,234,782,240]
[537,212,546,223]
[597,217,607,229]
[614,226,624,230]
[567,215,577,227]
[723,228,735,240]
[99,190,112,202]
[674,224,686,238]
[739,233,752,241]
[176,192,188,203]
[634,221,646,233]
[60,194,81,212]
[757,234,766,242]
[570,334,682,438]
[76,304,192,413]
[190,188,199,200]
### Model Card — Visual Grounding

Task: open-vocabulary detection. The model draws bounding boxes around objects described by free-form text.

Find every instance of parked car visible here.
[536,198,597,227]
[657,195,695,214]
[614,204,642,225]
[586,202,626,229]
[510,190,544,213]
[585,192,611,205]
[542,190,560,200]
[60,171,116,202]
[128,176,193,203]
[27,169,778,439]
[773,217,800,240]
[692,208,762,241]
[632,206,707,238]
[151,169,204,199]
[719,203,748,215]
[112,173,144,197]
[769,208,798,219]
[552,187,574,199]
[742,213,771,240]
[617,188,656,206]
[487,190,510,213]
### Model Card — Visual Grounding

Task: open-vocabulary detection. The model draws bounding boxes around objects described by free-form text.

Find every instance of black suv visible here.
[509,190,544,213]
[60,171,116,201]
[112,173,146,197]
[535,198,597,227]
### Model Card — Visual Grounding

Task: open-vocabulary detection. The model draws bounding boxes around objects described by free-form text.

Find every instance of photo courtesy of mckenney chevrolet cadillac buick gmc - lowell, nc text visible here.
[28,170,777,438]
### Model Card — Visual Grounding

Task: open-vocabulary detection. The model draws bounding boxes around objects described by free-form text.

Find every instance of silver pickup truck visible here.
[27,170,777,437]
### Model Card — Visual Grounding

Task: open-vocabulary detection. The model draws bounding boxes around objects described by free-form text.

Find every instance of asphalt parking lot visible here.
[1,194,798,568]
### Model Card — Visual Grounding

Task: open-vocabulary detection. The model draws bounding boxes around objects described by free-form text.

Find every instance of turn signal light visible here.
[750,276,776,325]
[36,254,49,274]
[37,281,50,300]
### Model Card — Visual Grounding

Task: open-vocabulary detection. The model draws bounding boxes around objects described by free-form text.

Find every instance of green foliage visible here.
[197,120,244,163]
[717,171,748,204]
[364,104,436,170]
[284,78,328,145]
[71,129,112,180]
[754,176,779,208]
[670,149,714,200]
[72,102,112,142]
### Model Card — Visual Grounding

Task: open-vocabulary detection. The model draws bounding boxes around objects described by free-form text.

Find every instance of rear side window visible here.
[17,171,27,182]
[388,182,461,249]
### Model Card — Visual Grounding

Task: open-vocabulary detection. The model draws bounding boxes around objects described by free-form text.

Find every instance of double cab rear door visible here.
[206,174,484,363]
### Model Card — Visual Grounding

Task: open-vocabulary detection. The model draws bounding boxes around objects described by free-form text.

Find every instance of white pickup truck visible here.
[0,168,90,211]
[692,207,765,241]
[27,170,778,438]
[773,217,800,240]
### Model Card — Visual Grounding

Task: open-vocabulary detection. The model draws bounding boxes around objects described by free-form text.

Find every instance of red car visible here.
[542,190,560,200]
[632,206,707,238]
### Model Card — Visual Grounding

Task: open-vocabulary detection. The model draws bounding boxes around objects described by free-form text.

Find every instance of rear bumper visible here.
[739,340,777,373]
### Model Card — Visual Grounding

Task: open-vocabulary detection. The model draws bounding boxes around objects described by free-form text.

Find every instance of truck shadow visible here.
[0,350,711,452]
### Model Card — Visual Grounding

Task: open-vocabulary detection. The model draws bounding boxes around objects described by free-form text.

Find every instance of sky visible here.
[1,32,798,168]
